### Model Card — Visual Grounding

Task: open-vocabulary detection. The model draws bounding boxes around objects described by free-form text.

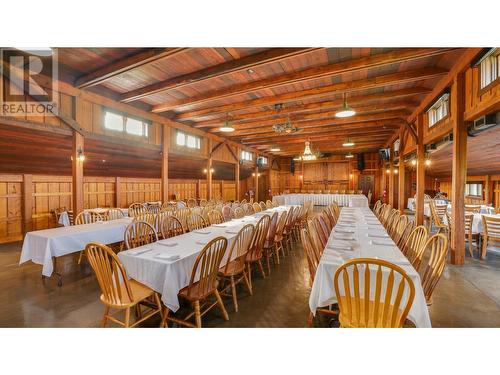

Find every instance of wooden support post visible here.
[220,180,224,201]
[161,126,169,203]
[22,174,33,234]
[267,156,273,200]
[72,132,84,216]
[398,128,406,211]
[235,148,241,201]
[207,139,213,200]
[416,114,425,226]
[254,164,259,202]
[451,73,467,265]
[485,175,491,205]
[196,179,201,200]
[380,163,386,203]
[388,146,395,206]
[115,177,121,208]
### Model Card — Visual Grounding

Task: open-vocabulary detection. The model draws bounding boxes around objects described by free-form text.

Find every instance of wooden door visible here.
[358,174,374,198]
[259,172,268,201]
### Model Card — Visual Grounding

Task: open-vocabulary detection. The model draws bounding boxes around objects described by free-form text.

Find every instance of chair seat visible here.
[218,260,245,277]
[274,234,283,242]
[338,297,405,328]
[178,280,219,302]
[100,279,155,308]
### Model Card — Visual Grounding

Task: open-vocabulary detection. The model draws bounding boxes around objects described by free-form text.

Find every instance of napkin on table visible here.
[155,254,180,261]
[371,239,395,246]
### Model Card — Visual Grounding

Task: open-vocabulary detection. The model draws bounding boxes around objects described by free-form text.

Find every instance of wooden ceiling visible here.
[56,47,468,156]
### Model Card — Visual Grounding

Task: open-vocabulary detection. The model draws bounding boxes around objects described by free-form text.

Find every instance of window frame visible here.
[465,182,483,198]
[241,150,253,162]
[103,108,150,138]
[174,129,201,150]
[478,48,500,94]
[426,93,450,128]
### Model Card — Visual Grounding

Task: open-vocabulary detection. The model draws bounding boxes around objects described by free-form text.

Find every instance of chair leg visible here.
[230,276,238,312]
[77,250,84,265]
[468,234,473,257]
[257,259,266,279]
[214,289,229,321]
[247,263,253,290]
[242,270,252,295]
[307,311,314,327]
[481,236,487,259]
[154,293,164,321]
[160,307,169,328]
[193,300,202,328]
[266,250,271,276]
[275,243,280,264]
[124,307,131,328]
[101,306,110,327]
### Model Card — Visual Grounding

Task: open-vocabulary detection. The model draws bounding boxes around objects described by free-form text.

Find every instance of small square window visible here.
[126,117,144,136]
[104,111,124,131]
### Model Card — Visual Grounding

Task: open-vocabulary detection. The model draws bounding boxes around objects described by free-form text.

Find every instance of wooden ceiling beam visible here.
[407,48,482,123]
[209,101,416,132]
[120,48,320,103]
[227,110,408,137]
[165,67,447,118]
[154,48,455,113]
[191,87,430,125]
[75,48,188,88]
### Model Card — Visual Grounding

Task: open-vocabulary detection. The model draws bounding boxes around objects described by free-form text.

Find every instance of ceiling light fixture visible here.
[345,152,354,158]
[343,138,355,147]
[335,93,356,118]
[270,146,281,152]
[219,113,235,132]
[411,159,417,166]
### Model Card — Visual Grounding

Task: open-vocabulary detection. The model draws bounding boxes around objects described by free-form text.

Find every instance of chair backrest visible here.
[465,205,481,213]
[306,219,325,255]
[397,219,415,248]
[284,206,296,232]
[234,207,245,219]
[429,201,445,227]
[420,233,449,304]
[106,208,124,220]
[240,199,247,205]
[275,211,288,239]
[402,225,428,269]
[174,208,191,231]
[482,215,500,239]
[186,198,197,208]
[312,215,329,248]
[134,212,157,228]
[393,215,409,244]
[259,201,267,211]
[177,200,187,209]
[321,209,334,231]
[300,228,321,287]
[207,209,224,225]
[75,211,103,225]
[187,214,207,232]
[222,224,255,274]
[124,221,158,249]
[222,205,234,221]
[253,202,262,213]
[445,211,474,236]
[367,190,372,205]
[247,214,271,260]
[373,200,382,214]
[185,237,228,299]
[243,203,254,215]
[85,242,134,306]
[160,215,185,239]
[265,212,279,246]
[265,200,273,208]
[199,199,208,207]
[128,203,147,218]
[147,204,161,214]
[334,258,415,328]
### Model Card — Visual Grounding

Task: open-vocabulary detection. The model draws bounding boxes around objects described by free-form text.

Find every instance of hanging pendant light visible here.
[343,138,355,147]
[345,152,354,158]
[335,93,356,118]
[219,113,235,132]
[302,141,317,161]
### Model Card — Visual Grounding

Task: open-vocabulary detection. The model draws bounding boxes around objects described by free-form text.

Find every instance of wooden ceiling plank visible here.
[164,67,448,118]
[191,87,430,125]
[75,48,188,88]
[154,48,455,112]
[120,48,320,103]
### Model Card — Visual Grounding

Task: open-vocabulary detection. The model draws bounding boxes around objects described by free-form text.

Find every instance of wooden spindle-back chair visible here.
[134,212,157,228]
[396,219,415,249]
[244,203,254,215]
[401,225,428,269]
[147,204,161,214]
[266,200,273,208]
[186,198,197,208]
[334,258,415,328]
[128,203,147,218]
[253,202,262,213]
[420,234,449,305]
[174,208,191,231]
[106,208,125,221]
[187,214,208,232]
[445,211,477,257]
[282,206,297,253]
[373,200,382,214]
[245,215,271,288]
[465,205,481,214]
[199,199,208,207]
[429,201,448,234]
[124,221,158,250]
[162,237,229,328]
[160,215,185,239]
[75,211,103,225]
[218,224,255,312]
[393,215,409,244]
[176,200,187,209]
[312,215,329,249]
[85,242,162,328]
[481,215,500,259]
[259,201,267,211]
[207,209,224,225]
[263,212,279,275]
[273,211,288,262]
[222,205,234,221]
[233,207,245,219]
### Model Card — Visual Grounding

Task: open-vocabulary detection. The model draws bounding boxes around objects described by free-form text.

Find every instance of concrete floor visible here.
[1,235,500,328]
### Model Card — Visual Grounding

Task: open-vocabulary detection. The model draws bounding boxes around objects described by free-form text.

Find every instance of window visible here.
[241,150,253,161]
[427,93,449,127]
[104,109,149,137]
[479,48,500,89]
[175,130,201,150]
[465,183,483,197]
[259,156,268,165]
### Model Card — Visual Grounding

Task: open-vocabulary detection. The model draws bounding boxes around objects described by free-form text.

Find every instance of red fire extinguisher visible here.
[383,189,387,203]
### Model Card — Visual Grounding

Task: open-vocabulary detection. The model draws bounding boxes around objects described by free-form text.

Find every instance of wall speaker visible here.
[290,158,295,175]
[357,153,365,171]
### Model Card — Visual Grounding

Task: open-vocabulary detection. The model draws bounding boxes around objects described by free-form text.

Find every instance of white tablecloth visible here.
[118,205,296,312]
[443,213,500,234]
[20,218,133,277]
[309,207,431,328]
[273,194,368,207]
[58,208,129,227]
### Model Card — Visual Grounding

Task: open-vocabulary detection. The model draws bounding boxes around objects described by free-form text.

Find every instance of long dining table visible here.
[273,193,368,207]
[309,206,432,328]
[118,205,296,312]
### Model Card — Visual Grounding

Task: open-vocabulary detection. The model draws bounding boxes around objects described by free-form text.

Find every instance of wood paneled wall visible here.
[119,177,161,208]
[0,175,23,243]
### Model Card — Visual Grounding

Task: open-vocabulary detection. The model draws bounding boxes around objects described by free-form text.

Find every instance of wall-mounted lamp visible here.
[425,159,431,166]
[411,159,417,166]
[394,169,398,174]
[386,169,390,174]
[299,175,303,179]
[349,173,353,178]
[252,173,261,177]
[77,147,85,162]
[203,168,215,174]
